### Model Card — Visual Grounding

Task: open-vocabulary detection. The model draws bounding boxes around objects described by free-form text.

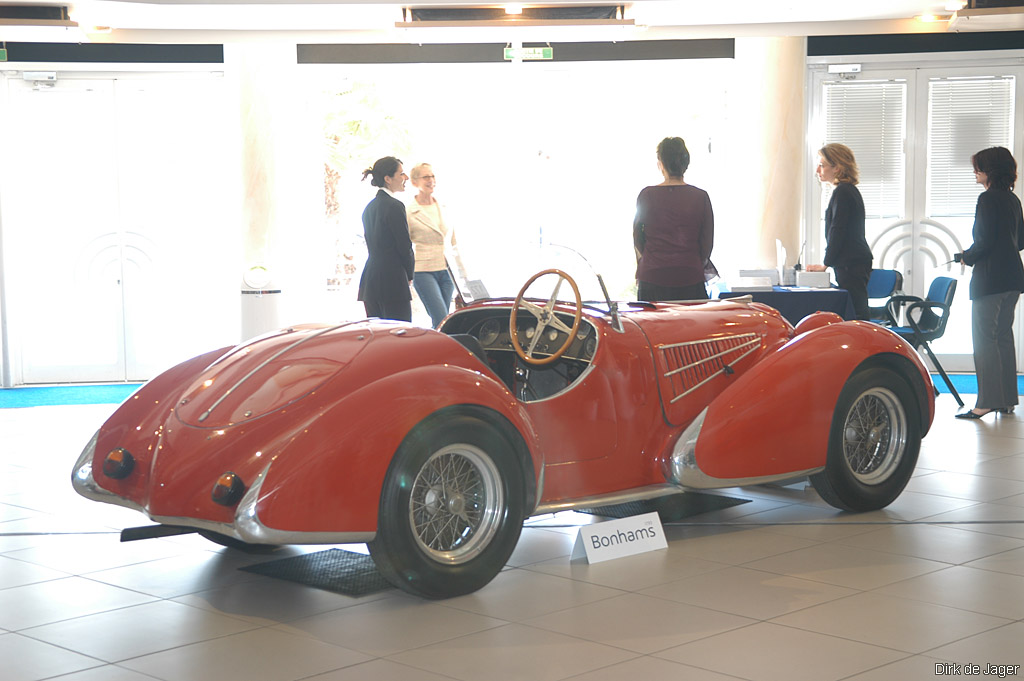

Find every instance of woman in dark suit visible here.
[357,156,415,322]
[955,147,1024,419]
[806,143,873,320]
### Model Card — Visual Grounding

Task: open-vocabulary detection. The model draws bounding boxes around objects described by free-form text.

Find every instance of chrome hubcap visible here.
[409,444,503,564]
[843,387,907,485]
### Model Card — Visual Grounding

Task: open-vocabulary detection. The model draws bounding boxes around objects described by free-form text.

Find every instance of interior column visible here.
[226,43,326,340]
[722,36,807,275]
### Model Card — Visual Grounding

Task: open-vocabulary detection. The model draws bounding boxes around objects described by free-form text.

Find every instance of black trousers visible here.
[834,262,872,321]
[637,281,709,302]
[363,298,412,322]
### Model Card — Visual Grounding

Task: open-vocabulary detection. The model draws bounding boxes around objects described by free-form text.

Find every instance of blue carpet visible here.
[0,384,142,408]
[932,374,1024,395]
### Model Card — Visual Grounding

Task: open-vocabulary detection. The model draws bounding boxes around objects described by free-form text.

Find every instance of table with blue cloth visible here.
[717,287,856,325]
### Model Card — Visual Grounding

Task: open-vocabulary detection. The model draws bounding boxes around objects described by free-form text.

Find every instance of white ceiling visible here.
[0,0,977,43]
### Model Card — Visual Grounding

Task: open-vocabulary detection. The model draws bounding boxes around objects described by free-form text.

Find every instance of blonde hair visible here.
[410,163,433,181]
[819,143,859,185]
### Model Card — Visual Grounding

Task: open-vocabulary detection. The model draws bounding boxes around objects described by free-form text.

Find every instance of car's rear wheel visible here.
[368,415,525,599]
[810,367,921,512]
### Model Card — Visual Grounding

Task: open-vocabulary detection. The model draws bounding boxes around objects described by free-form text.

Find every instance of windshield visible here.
[448,241,618,307]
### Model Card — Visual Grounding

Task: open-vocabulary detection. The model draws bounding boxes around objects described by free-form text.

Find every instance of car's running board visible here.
[120,525,197,542]
[533,484,679,515]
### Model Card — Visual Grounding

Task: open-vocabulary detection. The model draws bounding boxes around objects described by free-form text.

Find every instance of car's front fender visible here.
[671,321,932,484]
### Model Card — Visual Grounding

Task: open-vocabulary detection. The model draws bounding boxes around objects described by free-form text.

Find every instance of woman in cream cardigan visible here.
[407,163,457,327]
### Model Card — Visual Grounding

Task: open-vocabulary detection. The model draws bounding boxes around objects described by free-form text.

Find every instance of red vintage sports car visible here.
[73,255,934,598]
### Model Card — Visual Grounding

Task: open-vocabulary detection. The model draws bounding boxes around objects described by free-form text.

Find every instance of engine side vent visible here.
[659,333,761,403]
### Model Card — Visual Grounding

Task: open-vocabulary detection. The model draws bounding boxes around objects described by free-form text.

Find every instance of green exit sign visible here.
[503,47,553,61]
[0,48,7,62]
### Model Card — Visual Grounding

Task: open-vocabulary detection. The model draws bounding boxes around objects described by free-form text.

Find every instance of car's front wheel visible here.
[368,414,525,599]
[810,367,921,512]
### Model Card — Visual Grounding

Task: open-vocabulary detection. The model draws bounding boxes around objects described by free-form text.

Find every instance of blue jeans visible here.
[414,270,454,328]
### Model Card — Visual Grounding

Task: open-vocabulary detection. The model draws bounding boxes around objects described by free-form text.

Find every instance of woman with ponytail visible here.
[357,156,415,322]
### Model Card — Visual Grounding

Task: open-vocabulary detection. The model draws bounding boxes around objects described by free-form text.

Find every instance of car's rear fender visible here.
[74,345,235,503]
[248,364,539,535]
[667,321,933,485]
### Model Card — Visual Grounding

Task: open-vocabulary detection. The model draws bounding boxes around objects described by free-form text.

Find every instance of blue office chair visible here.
[866,269,903,325]
[886,276,963,407]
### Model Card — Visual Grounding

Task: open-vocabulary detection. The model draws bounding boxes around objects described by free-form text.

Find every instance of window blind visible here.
[823,81,907,219]
[928,77,1014,217]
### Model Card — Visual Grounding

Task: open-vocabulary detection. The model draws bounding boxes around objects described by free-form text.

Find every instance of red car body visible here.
[73,279,934,598]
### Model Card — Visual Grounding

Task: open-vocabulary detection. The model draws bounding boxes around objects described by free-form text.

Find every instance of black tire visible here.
[810,367,921,512]
[368,415,525,599]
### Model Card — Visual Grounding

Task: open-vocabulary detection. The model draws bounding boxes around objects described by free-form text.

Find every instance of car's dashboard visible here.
[475,315,597,362]
[440,307,600,401]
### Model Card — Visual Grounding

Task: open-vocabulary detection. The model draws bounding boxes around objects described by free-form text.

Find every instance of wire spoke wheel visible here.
[842,387,907,485]
[409,444,503,564]
[369,413,526,598]
[810,367,921,512]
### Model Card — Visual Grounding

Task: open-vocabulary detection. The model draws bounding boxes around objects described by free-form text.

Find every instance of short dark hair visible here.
[362,156,402,188]
[972,146,1017,191]
[657,137,690,179]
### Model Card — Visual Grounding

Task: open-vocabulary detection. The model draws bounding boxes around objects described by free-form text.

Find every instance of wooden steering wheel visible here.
[510,269,583,366]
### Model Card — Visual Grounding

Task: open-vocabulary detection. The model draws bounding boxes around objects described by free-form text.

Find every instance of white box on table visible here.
[796,271,832,288]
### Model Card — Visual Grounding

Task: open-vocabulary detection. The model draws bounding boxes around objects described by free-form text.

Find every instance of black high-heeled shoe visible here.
[956,408,995,419]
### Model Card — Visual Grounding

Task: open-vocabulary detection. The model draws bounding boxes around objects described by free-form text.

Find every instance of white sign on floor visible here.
[570,511,668,564]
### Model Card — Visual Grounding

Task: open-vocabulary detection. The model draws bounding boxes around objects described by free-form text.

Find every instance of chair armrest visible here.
[905,300,951,337]
[885,295,922,327]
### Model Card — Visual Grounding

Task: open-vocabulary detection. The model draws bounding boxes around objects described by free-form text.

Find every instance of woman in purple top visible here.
[633,137,715,301]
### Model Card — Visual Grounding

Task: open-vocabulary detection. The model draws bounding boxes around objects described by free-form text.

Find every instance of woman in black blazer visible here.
[955,147,1024,419]
[357,156,415,322]
[806,143,873,320]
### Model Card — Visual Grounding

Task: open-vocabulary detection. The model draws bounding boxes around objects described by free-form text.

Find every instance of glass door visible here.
[2,77,125,383]
[0,73,240,384]
[810,62,1023,372]
[915,71,1017,371]
[111,77,239,380]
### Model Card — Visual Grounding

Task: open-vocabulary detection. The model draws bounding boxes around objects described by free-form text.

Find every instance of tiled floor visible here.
[2,395,1023,681]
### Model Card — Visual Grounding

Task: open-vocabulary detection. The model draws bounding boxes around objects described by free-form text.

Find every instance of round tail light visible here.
[212,472,246,506]
[102,448,135,479]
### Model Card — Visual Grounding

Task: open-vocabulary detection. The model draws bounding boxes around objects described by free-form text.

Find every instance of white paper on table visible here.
[775,239,787,287]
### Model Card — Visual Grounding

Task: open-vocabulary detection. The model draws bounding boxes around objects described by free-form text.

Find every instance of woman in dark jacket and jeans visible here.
[955,147,1024,419]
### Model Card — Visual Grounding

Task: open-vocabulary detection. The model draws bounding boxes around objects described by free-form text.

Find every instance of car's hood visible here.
[628,299,792,427]
[175,322,373,428]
